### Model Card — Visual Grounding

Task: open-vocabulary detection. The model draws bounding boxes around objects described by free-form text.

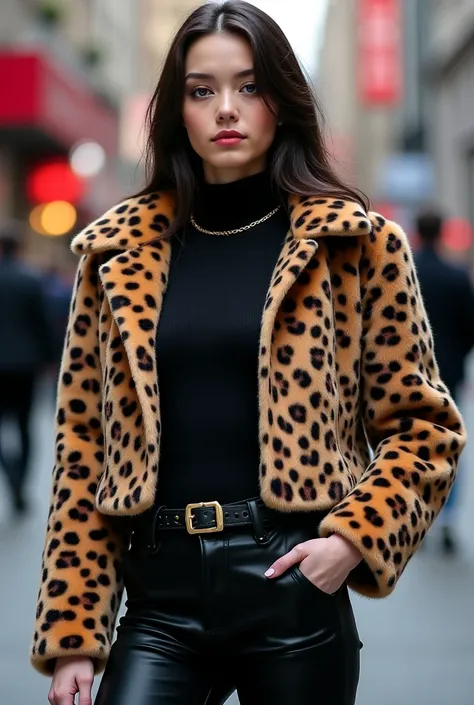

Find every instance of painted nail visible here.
[264,568,275,577]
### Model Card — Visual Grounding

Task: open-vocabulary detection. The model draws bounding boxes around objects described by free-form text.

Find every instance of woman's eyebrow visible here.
[185,68,255,81]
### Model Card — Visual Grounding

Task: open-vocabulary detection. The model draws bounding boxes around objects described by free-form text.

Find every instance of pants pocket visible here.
[290,565,343,599]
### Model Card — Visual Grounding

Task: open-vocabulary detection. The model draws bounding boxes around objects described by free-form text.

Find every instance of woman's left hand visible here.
[264,534,363,595]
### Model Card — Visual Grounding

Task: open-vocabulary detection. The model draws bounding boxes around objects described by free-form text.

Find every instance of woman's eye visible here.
[191,87,211,98]
[242,83,257,94]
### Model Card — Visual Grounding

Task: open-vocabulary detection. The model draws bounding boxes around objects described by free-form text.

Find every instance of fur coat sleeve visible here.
[30,255,128,675]
[319,220,465,596]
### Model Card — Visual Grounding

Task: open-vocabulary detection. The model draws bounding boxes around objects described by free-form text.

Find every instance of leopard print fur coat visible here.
[30,191,465,674]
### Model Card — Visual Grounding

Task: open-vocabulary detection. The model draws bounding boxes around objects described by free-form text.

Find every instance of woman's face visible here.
[182,32,278,184]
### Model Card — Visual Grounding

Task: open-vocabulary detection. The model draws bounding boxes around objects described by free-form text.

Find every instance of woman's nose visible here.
[216,92,239,122]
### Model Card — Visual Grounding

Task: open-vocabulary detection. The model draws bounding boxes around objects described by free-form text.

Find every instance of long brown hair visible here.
[138,1,369,236]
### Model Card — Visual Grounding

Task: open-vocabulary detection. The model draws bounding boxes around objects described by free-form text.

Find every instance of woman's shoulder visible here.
[70,190,177,256]
[366,210,412,259]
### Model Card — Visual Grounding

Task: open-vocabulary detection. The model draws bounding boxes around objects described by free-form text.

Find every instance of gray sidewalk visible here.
[1,374,473,705]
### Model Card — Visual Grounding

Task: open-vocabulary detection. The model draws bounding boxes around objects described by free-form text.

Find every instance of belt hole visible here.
[203,512,208,517]
[225,512,230,518]
[242,511,248,518]
[234,512,239,518]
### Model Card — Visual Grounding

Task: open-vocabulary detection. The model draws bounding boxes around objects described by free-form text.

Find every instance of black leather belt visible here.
[131,498,326,552]
[156,499,274,535]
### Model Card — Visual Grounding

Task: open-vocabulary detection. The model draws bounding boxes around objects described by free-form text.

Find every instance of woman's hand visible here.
[264,534,362,595]
[48,656,94,705]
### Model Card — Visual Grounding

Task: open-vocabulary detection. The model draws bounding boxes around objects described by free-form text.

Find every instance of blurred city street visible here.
[1,365,474,705]
[2,1,474,704]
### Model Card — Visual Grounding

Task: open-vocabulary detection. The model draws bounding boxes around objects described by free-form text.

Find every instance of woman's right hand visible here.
[48,656,94,705]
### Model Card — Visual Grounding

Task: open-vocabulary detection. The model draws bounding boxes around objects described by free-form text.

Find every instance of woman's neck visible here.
[193,170,282,232]
[202,158,268,185]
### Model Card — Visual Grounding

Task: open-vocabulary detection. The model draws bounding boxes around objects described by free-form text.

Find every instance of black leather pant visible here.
[95,505,361,705]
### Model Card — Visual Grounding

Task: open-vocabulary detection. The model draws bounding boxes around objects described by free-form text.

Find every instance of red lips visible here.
[212,129,245,141]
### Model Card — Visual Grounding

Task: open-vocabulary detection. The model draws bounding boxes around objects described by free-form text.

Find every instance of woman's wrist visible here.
[326,532,363,570]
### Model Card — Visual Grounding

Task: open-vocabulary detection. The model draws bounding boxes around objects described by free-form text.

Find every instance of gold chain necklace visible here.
[190,205,281,236]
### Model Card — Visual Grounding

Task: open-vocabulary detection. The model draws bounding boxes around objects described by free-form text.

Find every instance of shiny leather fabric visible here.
[95,512,361,705]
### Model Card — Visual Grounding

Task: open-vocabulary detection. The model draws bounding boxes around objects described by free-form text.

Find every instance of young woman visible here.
[31,2,465,704]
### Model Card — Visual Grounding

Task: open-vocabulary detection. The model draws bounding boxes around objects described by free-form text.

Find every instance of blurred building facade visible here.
[0,0,203,264]
[318,0,474,248]
[318,0,402,213]
[317,0,358,186]
[140,0,201,87]
[430,0,474,224]
[120,0,201,171]
[0,0,142,201]
[0,0,142,262]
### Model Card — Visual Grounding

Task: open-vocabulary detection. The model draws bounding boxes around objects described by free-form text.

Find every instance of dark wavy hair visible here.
[138,0,369,236]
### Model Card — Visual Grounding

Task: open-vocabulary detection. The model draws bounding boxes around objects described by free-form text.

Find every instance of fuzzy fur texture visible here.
[30,191,465,675]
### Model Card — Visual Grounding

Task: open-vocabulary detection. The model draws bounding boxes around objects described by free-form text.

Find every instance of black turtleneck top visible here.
[154,171,290,507]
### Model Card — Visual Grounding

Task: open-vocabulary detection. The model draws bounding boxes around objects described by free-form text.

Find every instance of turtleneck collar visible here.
[192,170,284,233]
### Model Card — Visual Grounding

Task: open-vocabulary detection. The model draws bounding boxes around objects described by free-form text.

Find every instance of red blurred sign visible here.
[358,0,402,105]
[0,52,118,155]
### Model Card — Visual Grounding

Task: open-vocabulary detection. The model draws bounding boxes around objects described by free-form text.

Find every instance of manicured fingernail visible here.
[264,568,275,577]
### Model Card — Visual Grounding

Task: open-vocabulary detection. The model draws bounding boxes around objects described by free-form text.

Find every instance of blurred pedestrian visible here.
[41,263,74,403]
[0,225,54,515]
[414,208,474,554]
[31,3,466,705]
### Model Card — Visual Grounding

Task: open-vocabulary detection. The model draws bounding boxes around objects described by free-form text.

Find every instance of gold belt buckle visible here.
[185,501,224,535]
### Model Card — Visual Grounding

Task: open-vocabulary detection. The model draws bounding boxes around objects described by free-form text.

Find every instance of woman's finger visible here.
[77,676,93,705]
[51,690,74,705]
[264,544,307,578]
